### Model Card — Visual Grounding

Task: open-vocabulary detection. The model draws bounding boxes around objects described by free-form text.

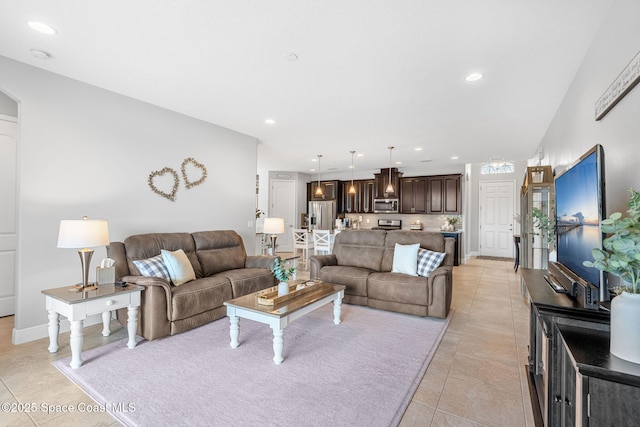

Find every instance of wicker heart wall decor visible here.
[181,157,208,189]
[148,167,180,201]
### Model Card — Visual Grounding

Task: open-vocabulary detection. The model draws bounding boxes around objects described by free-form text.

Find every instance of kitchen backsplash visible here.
[341,213,462,232]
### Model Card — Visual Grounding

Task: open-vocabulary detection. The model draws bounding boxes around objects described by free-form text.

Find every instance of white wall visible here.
[0,90,17,117]
[0,56,259,342]
[535,0,640,214]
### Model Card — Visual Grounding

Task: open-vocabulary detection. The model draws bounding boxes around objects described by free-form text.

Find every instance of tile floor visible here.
[0,257,534,426]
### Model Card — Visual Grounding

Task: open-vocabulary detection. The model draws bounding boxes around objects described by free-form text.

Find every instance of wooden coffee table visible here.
[223,282,345,364]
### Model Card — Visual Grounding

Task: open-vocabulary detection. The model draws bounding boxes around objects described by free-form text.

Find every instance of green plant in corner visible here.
[584,189,640,294]
[271,258,296,283]
[531,207,556,247]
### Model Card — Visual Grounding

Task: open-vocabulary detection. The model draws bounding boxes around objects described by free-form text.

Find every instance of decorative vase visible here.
[277,282,289,296]
[610,291,640,363]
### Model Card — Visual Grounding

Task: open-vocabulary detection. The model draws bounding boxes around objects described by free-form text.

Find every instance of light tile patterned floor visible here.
[0,257,534,426]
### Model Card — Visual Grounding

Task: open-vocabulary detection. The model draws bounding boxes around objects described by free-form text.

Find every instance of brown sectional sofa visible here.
[310,230,454,319]
[107,230,276,340]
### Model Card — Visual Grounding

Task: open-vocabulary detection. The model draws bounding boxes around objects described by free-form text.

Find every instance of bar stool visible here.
[292,229,314,270]
[312,229,332,255]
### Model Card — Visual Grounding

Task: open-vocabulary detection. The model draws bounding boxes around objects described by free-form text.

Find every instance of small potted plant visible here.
[444,216,460,231]
[584,189,640,363]
[271,258,296,295]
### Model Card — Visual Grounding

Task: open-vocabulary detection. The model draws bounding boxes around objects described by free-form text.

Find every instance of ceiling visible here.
[0,1,613,177]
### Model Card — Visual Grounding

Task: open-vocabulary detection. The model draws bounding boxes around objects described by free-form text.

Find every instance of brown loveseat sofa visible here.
[310,230,454,319]
[107,230,276,340]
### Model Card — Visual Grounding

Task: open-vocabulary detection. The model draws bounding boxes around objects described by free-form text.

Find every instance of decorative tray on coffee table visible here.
[256,280,323,306]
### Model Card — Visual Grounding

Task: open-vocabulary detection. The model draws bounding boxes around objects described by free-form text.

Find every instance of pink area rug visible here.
[54,304,449,427]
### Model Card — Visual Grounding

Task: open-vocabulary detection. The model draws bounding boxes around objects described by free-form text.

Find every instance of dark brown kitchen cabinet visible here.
[374,168,402,199]
[400,177,427,214]
[339,179,375,213]
[308,180,340,201]
[427,175,461,214]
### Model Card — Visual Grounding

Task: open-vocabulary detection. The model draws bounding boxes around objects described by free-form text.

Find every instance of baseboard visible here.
[12,313,105,345]
[464,251,479,263]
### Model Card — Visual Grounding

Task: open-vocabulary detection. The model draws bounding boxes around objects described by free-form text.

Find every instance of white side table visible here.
[42,283,143,369]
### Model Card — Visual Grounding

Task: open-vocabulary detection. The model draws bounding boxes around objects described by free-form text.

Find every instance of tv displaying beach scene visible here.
[555,147,604,288]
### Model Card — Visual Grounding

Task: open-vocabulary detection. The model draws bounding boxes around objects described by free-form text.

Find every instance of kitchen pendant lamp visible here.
[315,154,323,196]
[348,150,356,195]
[385,146,395,193]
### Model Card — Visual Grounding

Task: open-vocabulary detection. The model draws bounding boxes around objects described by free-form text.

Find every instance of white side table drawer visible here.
[85,293,132,315]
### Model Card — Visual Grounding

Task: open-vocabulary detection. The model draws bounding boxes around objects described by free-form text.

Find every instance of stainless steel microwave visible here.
[373,198,399,213]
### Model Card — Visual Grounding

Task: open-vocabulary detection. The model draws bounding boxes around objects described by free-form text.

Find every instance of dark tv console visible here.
[521,268,640,427]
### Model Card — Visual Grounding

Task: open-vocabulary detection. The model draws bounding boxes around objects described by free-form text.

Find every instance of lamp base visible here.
[269,235,278,256]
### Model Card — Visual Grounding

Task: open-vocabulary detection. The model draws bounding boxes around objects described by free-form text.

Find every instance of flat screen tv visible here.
[553,144,607,301]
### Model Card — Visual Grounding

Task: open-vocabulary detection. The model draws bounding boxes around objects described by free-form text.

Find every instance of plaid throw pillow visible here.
[133,255,171,280]
[416,248,446,277]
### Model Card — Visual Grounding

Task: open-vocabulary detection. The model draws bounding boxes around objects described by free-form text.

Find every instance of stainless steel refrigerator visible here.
[308,201,336,231]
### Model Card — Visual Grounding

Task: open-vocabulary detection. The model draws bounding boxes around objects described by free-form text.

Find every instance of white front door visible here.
[0,115,18,316]
[270,180,296,253]
[479,180,515,258]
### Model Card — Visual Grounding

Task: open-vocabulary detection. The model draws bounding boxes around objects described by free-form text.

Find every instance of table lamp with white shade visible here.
[57,216,110,289]
[263,217,285,256]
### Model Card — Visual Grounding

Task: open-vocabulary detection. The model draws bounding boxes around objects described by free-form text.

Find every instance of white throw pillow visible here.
[161,249,196,286]
[416,248,446,277]
[391,243,420,276]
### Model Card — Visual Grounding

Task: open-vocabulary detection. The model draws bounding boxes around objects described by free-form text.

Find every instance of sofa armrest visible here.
[245,255,277,270]
[426,265,453,319]
[122,275,173,321]
[309,254,337,279]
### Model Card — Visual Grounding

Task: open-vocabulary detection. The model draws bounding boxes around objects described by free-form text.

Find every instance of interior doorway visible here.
[479,180,516,258]
[269,179,296,253]
[0,113,18,317]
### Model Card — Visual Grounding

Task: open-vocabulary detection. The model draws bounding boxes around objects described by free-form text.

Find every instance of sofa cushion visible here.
[124,233,203,278]
[216,268,275,298]
[391,243,419,276]
[417,248,446,277]
[381,231,446,272]
[171,276,233,321]
[193,230,247,276]
[132,255,171,281]
[318,265,371,297]
[161,249,196,285]
[332,230,386,272]
[367,272,430,306]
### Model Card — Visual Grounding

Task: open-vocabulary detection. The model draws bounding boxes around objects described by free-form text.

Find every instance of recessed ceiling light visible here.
[311,158,317,162]
[27,21,57,35]
[451,156,459,160]
[357,153,364,157]
[30,49,52,60]
[395,161,402,165]
[465,73,484,82]
[415,147,423,151]
[264,119,276,125]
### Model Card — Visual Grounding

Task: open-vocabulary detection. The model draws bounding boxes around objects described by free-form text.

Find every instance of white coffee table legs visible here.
[333,297,343,325]
[271,327,285,364]
[229,314,240,348]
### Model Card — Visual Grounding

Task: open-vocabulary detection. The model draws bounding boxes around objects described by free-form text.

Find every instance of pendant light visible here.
[385,146,395,194]
[315,154,323,196]
[348,150,356,195]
